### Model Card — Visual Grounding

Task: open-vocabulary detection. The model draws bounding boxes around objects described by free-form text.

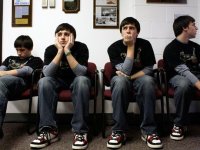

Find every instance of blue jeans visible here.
[169,75,194,126]
[38,76,91,133]
[111,75,158,135]
[0,75,26,126]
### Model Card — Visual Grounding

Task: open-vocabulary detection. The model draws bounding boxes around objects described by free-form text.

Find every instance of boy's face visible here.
[16,47,31,59]
[185,22,198,39]
[121,24,139,43]
[56,30,71,47]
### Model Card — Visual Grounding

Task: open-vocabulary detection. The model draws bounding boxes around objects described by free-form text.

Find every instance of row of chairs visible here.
[6,60,199,137]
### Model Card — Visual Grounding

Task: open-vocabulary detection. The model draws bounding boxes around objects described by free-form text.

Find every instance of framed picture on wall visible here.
[12,0,32,27]
[147,0,187,3]
[93,0,119,29]
[63,0,80,13]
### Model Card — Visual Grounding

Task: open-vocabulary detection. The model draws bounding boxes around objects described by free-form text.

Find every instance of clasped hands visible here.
[116,70,131,80]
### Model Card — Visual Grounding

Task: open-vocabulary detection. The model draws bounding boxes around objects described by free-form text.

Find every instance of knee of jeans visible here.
[140,76,155,87]
[112,76,129,88]
[38,77,54,88]
[74,76,91,88]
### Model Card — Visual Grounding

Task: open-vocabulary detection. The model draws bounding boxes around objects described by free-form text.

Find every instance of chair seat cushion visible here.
[58,88,96,102]
[104,88,162,101]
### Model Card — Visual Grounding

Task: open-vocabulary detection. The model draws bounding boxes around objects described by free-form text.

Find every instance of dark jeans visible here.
[111,75,158,135]
[38,76,91,133]
[0,75,26,127]
[169,75,194,126]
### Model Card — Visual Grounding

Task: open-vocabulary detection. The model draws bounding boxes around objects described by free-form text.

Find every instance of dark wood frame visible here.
[12,0,32,27]
[93,0,119,29]
[62,0,80,13]
[0,0,3,63]
[147,0,186,3]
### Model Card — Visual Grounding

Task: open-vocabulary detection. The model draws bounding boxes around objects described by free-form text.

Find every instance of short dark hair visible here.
[14,35,33,50]
[120,17,140,33]
[173,15,195,37]
[55,23,76,39]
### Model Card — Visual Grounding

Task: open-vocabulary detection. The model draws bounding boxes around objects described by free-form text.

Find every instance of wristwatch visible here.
[65,50,71,56]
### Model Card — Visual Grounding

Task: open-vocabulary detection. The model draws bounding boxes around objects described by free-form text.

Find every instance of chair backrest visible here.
[87,62,97,83]
[102,62,115,87]
[157,59,166,70]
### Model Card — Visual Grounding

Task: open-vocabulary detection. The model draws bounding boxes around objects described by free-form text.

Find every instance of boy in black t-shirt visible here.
[163,15,200,141]
[106,17,163,149]
[30,23,90,150]
[0,35,43,139]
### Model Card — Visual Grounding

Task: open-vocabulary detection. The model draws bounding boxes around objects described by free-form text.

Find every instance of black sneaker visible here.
[72,133,88,149]
[141,133,163,149]
[107,131,126,149]
[170,125,186,141]
[30,127,59,149]
[0,128,4,139]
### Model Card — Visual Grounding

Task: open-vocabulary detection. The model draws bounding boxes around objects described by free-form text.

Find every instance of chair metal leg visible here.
[102,96,106,138]
[27,98,36,135]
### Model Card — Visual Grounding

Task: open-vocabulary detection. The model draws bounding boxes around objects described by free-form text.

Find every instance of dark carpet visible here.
[1,123,200,150]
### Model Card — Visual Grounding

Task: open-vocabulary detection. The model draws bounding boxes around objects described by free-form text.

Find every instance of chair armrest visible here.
[30,68,42,94]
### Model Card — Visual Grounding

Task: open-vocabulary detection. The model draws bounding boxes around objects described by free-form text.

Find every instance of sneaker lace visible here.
[148,134,161,144]
[38,129,52,143]
[110,132,122,140]
[173,125,183,134]
[75,134,85,142]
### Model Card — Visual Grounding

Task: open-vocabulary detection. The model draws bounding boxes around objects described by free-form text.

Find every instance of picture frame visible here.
[147,0,187,3]
[12,0,32,27]
[63,0,80,13]
[93,0,119,29]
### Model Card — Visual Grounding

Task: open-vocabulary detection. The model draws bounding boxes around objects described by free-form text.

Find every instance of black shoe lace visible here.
[39,129,51,144]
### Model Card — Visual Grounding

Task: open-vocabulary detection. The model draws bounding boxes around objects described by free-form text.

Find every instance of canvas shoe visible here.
[107,131,126,149]
[72,133,88,149]
[141,133,163,149]
[170,125,187,141]
[30,127,59,149]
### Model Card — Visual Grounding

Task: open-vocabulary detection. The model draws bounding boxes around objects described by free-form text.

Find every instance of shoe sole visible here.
[170,135,184,141]
[107,142,122,149]
[147,142,163,149]
[72,144,88,150]
[30,136,59,149]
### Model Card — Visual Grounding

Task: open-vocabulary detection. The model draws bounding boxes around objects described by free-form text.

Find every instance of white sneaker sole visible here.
[72,144,88,150]
[170,135,184,141]
[107,142,122,149]
[30,136,59,149]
